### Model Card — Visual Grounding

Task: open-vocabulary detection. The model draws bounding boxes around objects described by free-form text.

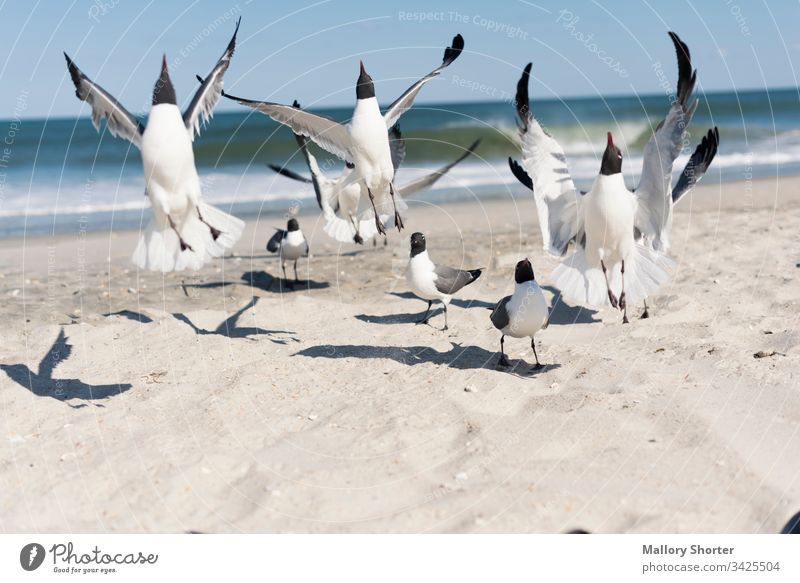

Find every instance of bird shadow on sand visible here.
[102,310,153,323]
[360,292,495,325]
[240,270,330,294]
[541,285,600,325]
[172,297,298,344]
[294,341,560,376]
[0,329,132,408]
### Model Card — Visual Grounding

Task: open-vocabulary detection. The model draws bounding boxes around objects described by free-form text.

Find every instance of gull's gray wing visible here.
[635,31,699,252]
[184,17,240,140]
[434,265,482,295]
[388,124,406,173]
[398,139,481,198]
[515,63,583,256]
[37,328,72,379]
[489,296,511,331]
[266,229,285,253]
[672,127,719,204]
[382,34,464,129]
[222,91,353,163]
[64,53,144,148]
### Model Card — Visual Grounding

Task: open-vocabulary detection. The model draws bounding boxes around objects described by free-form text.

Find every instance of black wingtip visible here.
[227,16,241,53]
[668,31,696,109]
[515,63,532,129]
[389,123,402,140]
[466,138,481,153]
[508,157,534,191]
[292,99,301,109]
[443,33,465,66]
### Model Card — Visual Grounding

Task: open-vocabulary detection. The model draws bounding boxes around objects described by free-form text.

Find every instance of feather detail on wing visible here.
[672,127,719,204]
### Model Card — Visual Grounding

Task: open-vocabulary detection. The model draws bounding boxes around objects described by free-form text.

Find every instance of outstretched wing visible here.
[267,164,312,184]
[388,124,406,173]
[382,34,464,129]
[672,127,719,204]
[37,328,72,379]
[184,17,240,140]
[266,229,285,253]
[64,53,144,148]
[221,91,353,163]
[398,139,481,198]
[514,63,583,256]
[635,31,699,251]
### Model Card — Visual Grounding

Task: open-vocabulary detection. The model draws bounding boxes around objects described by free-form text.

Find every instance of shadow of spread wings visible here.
[37,329,72,380]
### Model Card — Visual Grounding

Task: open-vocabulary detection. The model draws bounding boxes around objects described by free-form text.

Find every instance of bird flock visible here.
[64,19,719,372]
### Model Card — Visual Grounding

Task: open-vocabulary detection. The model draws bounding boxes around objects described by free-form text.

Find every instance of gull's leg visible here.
[531,338,544,371]
[441,303,449,331]
[196,207,221,240]
[389,182,404,231]
[601,260,618,308]
[294,259,299,282]
[498,335,510,367]
[620,260,629,324]
[416,300,432,325]
[168,215,193,252]
[641,299,650,319]
[351,215,364,245]
[367,187,386,236]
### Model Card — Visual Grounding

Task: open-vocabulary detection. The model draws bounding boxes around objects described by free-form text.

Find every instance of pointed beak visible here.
[162,53,169,74]
[607,132,614,147]
[359,60,366,75]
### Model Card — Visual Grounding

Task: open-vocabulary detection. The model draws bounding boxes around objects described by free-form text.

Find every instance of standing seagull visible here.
[489,259,549,371]
[220,34,465,235]
[64,19,244,272]
[267,218,309,285]
[509,32,718,321]
[405,232,482,330]
[269,130,481,245]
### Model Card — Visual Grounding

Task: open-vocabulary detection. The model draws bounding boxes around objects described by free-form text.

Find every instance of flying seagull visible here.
[64,18,244,272]
[405,231,482,330]
[219,33,465,236]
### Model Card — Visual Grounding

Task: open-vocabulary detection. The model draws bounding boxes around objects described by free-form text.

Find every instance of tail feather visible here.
[552,244,673,308]
[132,203,243,273]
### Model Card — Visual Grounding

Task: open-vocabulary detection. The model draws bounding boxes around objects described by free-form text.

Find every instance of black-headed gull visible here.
[405,232,482,330]
[64,18,244,272]
[267,218,309,284]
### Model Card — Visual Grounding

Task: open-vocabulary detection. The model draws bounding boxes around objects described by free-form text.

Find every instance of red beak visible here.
[162,53,168,74]
[359,60,366,74]
[607,132,614,147]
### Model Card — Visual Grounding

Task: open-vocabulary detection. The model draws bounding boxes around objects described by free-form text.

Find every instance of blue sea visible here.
[0,88,797,238]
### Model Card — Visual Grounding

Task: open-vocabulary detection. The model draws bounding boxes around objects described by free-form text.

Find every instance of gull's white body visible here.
[279,229,308,261]
[582,173,636,268]
[500,281,549,339]
[406,250,449,304]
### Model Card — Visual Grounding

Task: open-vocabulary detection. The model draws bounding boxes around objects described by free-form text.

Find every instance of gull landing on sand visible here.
[64,18,244,272]
[509,32,719,321]
[405,232,482,331]
[490,259,549,371]
[220,34,465,236]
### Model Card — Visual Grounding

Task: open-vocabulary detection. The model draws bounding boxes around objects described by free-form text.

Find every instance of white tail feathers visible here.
[552,243,674,308]
[324,212,380,243]
[132,203,244,272]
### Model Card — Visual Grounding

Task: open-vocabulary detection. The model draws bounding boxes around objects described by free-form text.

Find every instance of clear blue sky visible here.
[1,0,799,119]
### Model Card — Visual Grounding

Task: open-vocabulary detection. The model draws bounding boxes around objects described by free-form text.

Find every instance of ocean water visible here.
[0,87,797,237]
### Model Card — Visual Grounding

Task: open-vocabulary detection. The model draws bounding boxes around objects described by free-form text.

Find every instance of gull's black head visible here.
[356,60,375,100]
[514,258,535,283]
[287,218,299,232]
[153,54,177,106]
[600,132,622,176]
[409,232,426,257]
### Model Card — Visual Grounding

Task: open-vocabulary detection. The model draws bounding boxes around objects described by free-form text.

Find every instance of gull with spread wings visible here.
[64,18,244,272]
[220,34,465,236]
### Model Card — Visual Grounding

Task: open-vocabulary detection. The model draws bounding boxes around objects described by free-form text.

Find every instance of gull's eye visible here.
[617,154,622,159]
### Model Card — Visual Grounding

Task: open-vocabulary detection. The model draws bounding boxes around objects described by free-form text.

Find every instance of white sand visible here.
[1,175,799,533]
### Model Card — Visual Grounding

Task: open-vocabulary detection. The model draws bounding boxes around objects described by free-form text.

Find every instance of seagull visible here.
[489,258,549,370]
[267,217,309,284]
[269,125,481,245]
[507,32,714,323]
[405,232,482,330]
[64,18,244,272]
[219,33,465,236]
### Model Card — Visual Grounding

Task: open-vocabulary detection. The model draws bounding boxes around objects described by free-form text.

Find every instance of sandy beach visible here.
[1,175,798,533]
